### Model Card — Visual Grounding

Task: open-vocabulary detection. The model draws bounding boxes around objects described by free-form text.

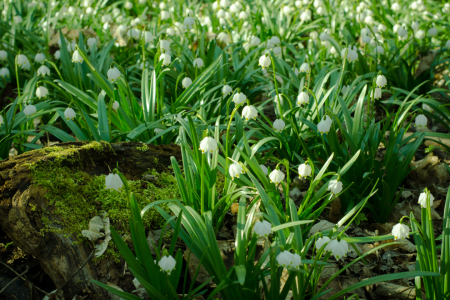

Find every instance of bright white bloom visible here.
[317,117,331,134]
[415,29,425,39]
[183,16,195,29]
[325,239,348,259]
[269,36,281,46]
[23,104,37,117]
[375,45,385,54]
[232,92,246,105]
[397,27,408,39]
[362,35,372,44]
[300,10,312,22]
[159,53,171,66]
[300,63,310,73]
[160,39,171,51]
[269,169,285,184]
[239,11,248,19]
[378,24,387,32]
[297,92,309,106]
[376,75,387,88]
[161,10,170,20]
[17,54,29,68]
[392,223,410,240]
[428,27,437,36]
[159,2,166,9]
[253,220,271,238]
[273,119,285,132]
[229,163,244,179]
[217,32,230,44]
[260,164,268,175]
[35,53,45,64]
[242,105,258,120]
[273,46,282,57]
[391,2,401,12]
[328,179,343,194]
[310,31,319,40]
[105,173,123,191]
[127,28,141,39]
[222,85,232,95]
[249,36,261,47]
[291,253,301,269]
[0,68,10,78]
[182,77,192,88]
[418,191,434,208]
[341,46,358,63]
[319,32,330,41]
[411,21,420,32]
[107,67,121,83]
[415,114,427,130]
[64,107,76,120]
[199,137,218,153]
[36,86,48,98]
[259,55,271,68]
[124,1,133,9]
[144,32,155,43]
[37,65,50,76]
[220,0,231,8]
[315,236,331,249]
[370,87,382,99]
[193,58,204,68]
[217,9,226,18]
[158,256,176,274]
[298,163,312,178]
[0,50,7,61]
[112,101,120,111]
[55,50,61,60]
[72,50,83,63]
[276,251,294,268]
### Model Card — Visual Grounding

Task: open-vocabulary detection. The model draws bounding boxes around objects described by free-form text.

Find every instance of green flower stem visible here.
[269,54,283,120]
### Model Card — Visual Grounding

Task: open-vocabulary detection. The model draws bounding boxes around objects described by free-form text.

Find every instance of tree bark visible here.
[0,141,181,299]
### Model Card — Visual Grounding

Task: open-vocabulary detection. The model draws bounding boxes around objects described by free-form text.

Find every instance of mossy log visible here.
[0,141,181,299]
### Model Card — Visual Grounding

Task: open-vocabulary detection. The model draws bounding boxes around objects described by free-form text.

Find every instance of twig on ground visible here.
[0,265,29,294]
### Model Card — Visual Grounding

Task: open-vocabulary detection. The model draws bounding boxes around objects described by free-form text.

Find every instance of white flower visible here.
[144,31,154,43]
[105,173,123,191]
[55,50,61,60]
[222,85,232,95]
[127,28,141,39]
[0,50,7,61]
[376,75,387,88]
[317,117,331,135]
[217,32,230,44]
[415,29,425,39]
[300,63,310,73]
[392,223,410,240]
[112,101,120,111]
[328,179,343,194]
[325,239,348,259]
[158,255,176,274]
[159,2,166,9]
[14,15,22,23]
[269,169,285,184]
[159,53,171,66]
[378,24,387,32]
[259,55,271,68]
[107,67,121,83]
[23,104,37,117]
[161,10,170,20]
[428,27,437,36]
[124,1,133,9]
[297,92,309,106]
[183,16,195,29]
[375,45,385,54]
[411,21,420,32]
[310,31,318,40]
[87,37,98,50]
[36,86,48,98]
[35,53,45,64]
[0,68,10,78]
[220,0,231,8]
[242,105,258,120]
[315,236,331,249]
[298,163,312,178]
[273,46,282,57]
[397,27,408,39]
[341,46,358,63]
[182,77,192,88]
[276,251,294,269]
[300,9,311,21]
[72,50,83,63]
[229,163,244,179]
[415,114,427,130]
[249,36,261,47]
[238,11,248,19]
[273,119,285,132]
[391,2,400,12]
[370,87,382,99]
[17,54,29,68]
[362,36,372,44]
[37,65,50,76]
[291,253,301,269]
[199,137,218,153]
[418,191,434,208]
[64,107,76,120]
[319,32,330,41]
[193,58,204,68]
[232,92,246,105]
[258,165,268,176]
[253,220,271,238]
